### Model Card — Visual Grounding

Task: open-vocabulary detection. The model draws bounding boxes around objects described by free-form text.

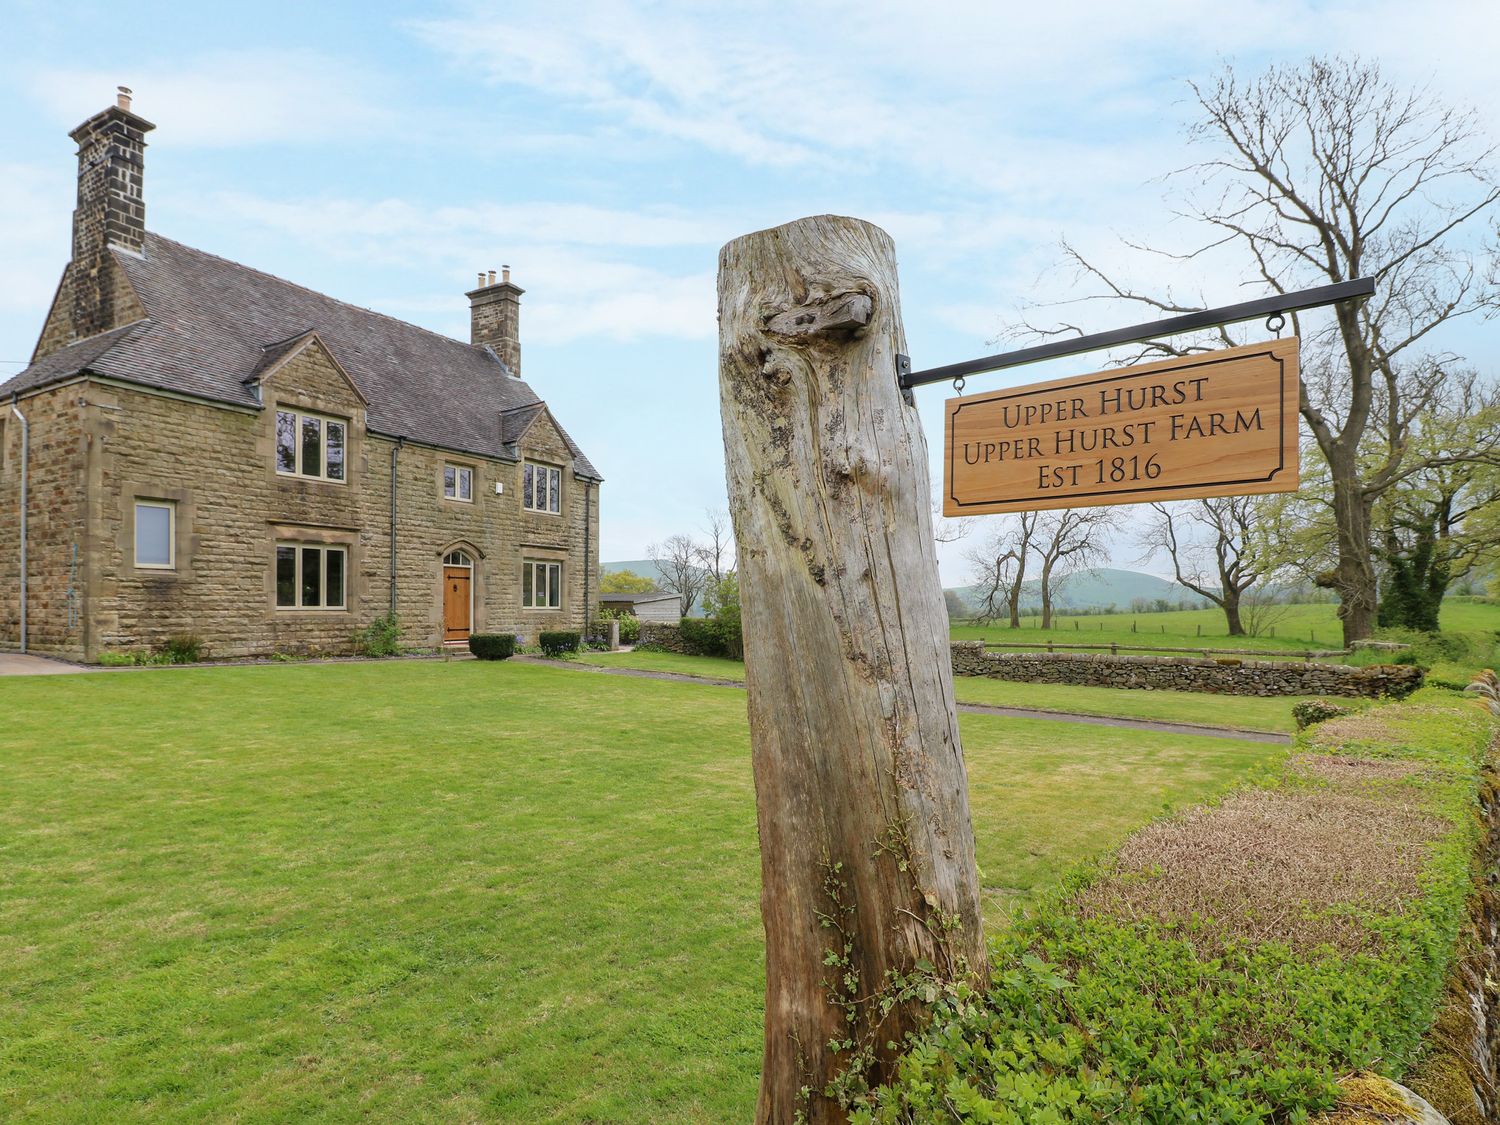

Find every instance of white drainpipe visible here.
[9,397,28,653]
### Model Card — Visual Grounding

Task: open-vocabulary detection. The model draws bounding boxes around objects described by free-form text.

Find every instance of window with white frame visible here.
[522,560,562,609]
[134,500,175,569]
[275,544,347,609]
[523,461,561,513]
[275,408,347,481]
[443,463,473,501]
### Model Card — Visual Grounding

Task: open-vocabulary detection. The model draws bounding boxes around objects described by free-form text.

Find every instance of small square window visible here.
[134,500,175,569]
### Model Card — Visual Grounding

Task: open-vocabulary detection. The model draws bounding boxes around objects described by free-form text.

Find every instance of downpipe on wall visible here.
[9,396,27,653]
[389,437,404,618]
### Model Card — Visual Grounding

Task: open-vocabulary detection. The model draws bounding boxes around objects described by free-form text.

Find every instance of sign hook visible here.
[1266,311,1286,337]
[952,375,966,395]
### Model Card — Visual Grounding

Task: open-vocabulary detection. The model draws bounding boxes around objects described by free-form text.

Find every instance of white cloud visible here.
[23,50,396,147]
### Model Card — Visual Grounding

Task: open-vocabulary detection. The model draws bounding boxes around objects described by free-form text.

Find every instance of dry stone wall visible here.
[637,621,695,654]
[950,642,1423,698]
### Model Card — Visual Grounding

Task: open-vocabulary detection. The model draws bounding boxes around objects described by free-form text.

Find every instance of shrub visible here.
[538,631,581,657]
[468,633,516,661]
[158,635,206,664]
[353,614,403,658]
[1292,698,1353,730]
[595,606,641,645]
[97,651,140,667]
[677,617,722,655]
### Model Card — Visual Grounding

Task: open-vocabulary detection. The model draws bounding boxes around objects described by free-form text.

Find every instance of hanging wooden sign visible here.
[943,337,1300,515]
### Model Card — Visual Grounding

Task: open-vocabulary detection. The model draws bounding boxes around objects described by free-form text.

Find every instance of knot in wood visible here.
[764,290,874,342]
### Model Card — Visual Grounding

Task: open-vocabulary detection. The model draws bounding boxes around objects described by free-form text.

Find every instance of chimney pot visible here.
[502,265,511,284]
[116,86,133,111]
[488,269,497,286]
[477,271,485,288]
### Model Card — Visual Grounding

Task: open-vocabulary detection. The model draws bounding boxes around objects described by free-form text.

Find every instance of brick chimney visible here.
[68,86,155,340]
[466,265,523,377]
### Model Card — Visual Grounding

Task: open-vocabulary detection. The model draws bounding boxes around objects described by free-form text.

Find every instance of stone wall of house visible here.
[950,642,1424,698]
[1,342,599,661]
[0,382,90,659]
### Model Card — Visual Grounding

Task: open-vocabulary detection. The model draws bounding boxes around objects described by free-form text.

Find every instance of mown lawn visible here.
[0,661,1278,1122]
[579,650,1313,732]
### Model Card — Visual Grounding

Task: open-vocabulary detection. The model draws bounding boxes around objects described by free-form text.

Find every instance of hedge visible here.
[468,633,516,660]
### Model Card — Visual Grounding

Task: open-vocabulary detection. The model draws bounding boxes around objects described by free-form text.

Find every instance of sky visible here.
[2,0,1497,585]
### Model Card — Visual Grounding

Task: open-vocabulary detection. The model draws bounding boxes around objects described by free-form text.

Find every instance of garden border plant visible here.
[859,690,1498,1123]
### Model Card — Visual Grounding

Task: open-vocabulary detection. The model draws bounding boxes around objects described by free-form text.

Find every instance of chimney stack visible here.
[67,87,155,341]
[466,266,524,377]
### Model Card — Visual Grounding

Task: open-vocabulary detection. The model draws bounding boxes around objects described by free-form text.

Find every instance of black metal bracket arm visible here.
[898,277,1374,391]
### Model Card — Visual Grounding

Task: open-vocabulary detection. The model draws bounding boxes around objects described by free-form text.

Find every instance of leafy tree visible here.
[600,569,658,594]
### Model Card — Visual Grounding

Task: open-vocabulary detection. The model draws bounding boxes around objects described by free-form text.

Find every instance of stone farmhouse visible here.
[0,90,602,662]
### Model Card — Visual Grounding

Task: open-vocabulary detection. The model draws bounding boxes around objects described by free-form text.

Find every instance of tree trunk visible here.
[718,215,988,1124]
[1329,450,1378,646]
[1222,591,1245,636]
[1040,561,1055,629]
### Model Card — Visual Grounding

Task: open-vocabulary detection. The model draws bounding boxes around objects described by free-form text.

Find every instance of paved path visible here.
[523,658,1291,744]
[0,653,89,676]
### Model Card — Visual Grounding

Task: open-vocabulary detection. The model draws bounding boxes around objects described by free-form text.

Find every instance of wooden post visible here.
[718,215,987,1123]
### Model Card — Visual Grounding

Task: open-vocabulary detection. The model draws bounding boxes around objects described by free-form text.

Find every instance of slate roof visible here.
[599,591,681,605]
[0,234,601,480]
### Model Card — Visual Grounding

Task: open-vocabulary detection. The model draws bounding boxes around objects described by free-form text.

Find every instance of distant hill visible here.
[602,559,710,616]
[947,567,1206,615]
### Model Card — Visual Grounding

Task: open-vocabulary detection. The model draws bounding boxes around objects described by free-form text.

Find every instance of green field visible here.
[0,662,1277,1122]
[580,650,1317,732]
[948,598,1500,656]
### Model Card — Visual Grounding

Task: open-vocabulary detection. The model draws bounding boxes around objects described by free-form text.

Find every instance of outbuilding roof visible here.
[599,591,682,605]
[1,234,601,480]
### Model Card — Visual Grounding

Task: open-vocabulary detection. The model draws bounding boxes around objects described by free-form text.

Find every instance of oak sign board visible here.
[944,337,1300,516]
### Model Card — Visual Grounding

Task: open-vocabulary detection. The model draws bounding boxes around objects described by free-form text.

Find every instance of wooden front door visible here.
[443,566,471,641]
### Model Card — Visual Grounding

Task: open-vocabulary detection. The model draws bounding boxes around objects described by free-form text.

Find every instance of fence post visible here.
[718,215,988,1122]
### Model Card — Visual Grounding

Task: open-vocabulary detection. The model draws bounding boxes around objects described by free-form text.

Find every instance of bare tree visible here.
[964,512,1040,627]
[1036,508,1115,628]
[646,534,707,616]
[695,509,735,587]
[1140,498,1277,636]
[931,485,975,545]
[1020,57,1500,645]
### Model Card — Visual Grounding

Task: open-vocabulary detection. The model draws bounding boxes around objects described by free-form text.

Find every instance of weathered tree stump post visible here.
[718,215,988,1123]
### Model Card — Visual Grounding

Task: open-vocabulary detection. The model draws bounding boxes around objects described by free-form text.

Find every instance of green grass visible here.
[580,650,1314,732]
[578,650,748,681]
[949,598,1500,658]
[948,677,1325,733]
[0,661,1277,1122]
